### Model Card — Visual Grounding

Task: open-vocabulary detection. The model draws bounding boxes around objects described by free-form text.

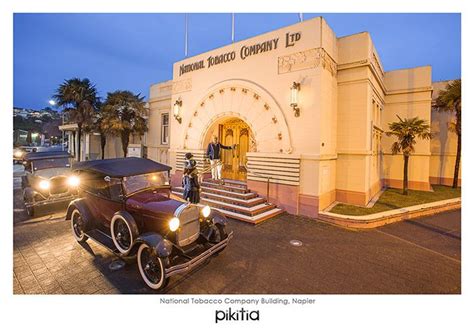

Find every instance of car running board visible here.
[85,229,121,255]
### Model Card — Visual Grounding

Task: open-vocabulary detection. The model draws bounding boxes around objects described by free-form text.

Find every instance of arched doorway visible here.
[203,116,256,181]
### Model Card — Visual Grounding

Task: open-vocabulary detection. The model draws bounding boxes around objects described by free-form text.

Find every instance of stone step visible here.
[172,190,273,217]
[203,178,247,188]
[201,181,249,194]
[199,185,258,200]
[173,187,265,207]
[213,207,284,225]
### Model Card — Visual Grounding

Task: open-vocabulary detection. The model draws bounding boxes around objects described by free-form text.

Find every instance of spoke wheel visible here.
[111,218,133,255]
[71,209,88,243]
[137,244,168,290]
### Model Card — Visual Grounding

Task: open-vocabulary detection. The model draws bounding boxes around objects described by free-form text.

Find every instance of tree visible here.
[101,90,148,158]
[386,116,432,195]
[53,78,99,161]
[435,79,461,188]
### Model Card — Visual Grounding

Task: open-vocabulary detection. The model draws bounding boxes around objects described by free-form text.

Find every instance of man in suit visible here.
[206,135,235,181]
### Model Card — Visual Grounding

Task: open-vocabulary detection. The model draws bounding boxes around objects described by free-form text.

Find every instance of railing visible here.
[244,162,271,205]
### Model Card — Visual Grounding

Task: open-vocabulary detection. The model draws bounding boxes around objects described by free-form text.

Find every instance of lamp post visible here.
[49,99,64,150]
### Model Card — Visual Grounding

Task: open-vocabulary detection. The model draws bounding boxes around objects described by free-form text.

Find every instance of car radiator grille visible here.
[176,205,200,247]
[50,176,68,194]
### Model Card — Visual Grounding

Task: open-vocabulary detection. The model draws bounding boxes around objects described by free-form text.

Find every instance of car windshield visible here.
[33,158,70,171]
[122,172,170,195]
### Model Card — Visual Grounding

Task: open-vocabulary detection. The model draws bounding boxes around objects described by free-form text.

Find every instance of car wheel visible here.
[111,216,135,255]
[23,194,35,217]
[71,209,88,243]
[212,224,228,255]
[137,244,169,290]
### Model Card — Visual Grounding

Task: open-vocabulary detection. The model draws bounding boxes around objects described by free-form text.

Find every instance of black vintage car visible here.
[66,157,233,290]
[22,151,78,216]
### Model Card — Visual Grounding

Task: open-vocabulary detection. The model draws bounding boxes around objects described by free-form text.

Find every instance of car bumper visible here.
[25,193,77,207]
[164,231,234,278]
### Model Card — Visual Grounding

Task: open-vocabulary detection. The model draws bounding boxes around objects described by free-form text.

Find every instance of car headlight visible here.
[14,150,23,158]
[201,205,211,218]
[67,175,80,187]
[168,217,180,232]
[39,180,50,190]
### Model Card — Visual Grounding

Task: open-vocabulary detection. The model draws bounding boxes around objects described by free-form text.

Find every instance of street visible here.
[13,167,461,294]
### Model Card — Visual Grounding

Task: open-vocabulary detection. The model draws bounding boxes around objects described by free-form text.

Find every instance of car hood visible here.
[126,189,184,218]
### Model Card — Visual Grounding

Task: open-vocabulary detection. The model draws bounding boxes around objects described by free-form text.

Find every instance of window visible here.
[161,113,169,145]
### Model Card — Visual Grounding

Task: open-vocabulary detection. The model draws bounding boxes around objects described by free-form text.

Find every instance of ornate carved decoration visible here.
[241,88,248,94]
[171,79,192,94]
[200,102,205,107]
[264,103,270,110]
[253,94,260,100]
[272,116,278,124]
[230,87,236,92]
[209,94,214,99]
[278,47,337,76]
[193,111,198,117]
[240,128,249,137]
[278,132,282,140]
[225,129,234,137]
[219,89,225,94]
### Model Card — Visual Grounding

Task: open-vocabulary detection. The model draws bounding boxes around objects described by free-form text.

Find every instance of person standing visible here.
[206,135,235,181]
[182,152,200,204]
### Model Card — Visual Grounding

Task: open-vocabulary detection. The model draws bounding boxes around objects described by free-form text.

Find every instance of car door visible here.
[80,173,123,229]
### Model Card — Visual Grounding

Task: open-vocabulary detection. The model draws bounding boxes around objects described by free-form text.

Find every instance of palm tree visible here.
[53,78,99,161]
[386,116,432,195]
[83,106,108,160]
[101,90,148,157]
[435,79,461,188]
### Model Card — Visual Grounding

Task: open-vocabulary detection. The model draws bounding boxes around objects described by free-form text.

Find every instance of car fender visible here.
[65,198,93,231]
[210,209,228,227]
[132,232,173,265]
[111,210,140,241]
[23,187,35,201]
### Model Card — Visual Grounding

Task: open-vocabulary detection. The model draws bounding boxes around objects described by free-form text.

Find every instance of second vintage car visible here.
[22,151,79,216]
[66,157,233,290]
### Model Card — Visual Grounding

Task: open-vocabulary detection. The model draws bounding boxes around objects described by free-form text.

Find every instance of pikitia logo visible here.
[215,307,260,323]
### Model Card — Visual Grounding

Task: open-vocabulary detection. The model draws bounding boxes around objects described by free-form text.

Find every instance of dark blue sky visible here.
[14,13,461,110]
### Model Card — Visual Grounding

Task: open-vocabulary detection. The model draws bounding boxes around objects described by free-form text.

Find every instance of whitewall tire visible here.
[71,209,88,243]
[137,244,168,290]
[110,214,134,255]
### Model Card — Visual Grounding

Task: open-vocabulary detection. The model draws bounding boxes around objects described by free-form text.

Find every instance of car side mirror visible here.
[104,176,111,182]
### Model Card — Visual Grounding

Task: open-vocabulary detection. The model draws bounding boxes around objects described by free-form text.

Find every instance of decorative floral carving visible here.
[278,47,337,76]
[272,116,277,124]
[209,94,214,99]
[264,103,270,110]
[230,87,236,92]
[253,94,260,100]
[219,89,225,94]
[200,101,205,107]
[193,111,198,117]
[278,132,282,140]
[241,88,248,94]
[172,79,192,94]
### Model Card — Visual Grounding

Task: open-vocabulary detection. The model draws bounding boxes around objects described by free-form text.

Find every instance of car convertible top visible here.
[72,157,171,177]
[24,151,72,161]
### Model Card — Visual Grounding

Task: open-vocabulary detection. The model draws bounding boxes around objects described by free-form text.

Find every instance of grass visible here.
[329,185,461,216]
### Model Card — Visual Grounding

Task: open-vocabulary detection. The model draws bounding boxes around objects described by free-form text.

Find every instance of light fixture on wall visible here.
[173,98,182,124]
[290,82,301,117]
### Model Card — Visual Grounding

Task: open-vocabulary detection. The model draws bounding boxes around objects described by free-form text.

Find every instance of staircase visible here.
[172,178,284,224]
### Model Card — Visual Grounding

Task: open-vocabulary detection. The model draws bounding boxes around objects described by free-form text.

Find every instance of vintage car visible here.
[65,157,233,290]
[22,151,78,216]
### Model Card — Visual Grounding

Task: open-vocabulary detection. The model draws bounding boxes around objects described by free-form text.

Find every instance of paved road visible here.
[13,184,461,294]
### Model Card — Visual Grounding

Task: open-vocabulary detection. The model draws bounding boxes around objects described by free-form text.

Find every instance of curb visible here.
[318,198,461,229]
